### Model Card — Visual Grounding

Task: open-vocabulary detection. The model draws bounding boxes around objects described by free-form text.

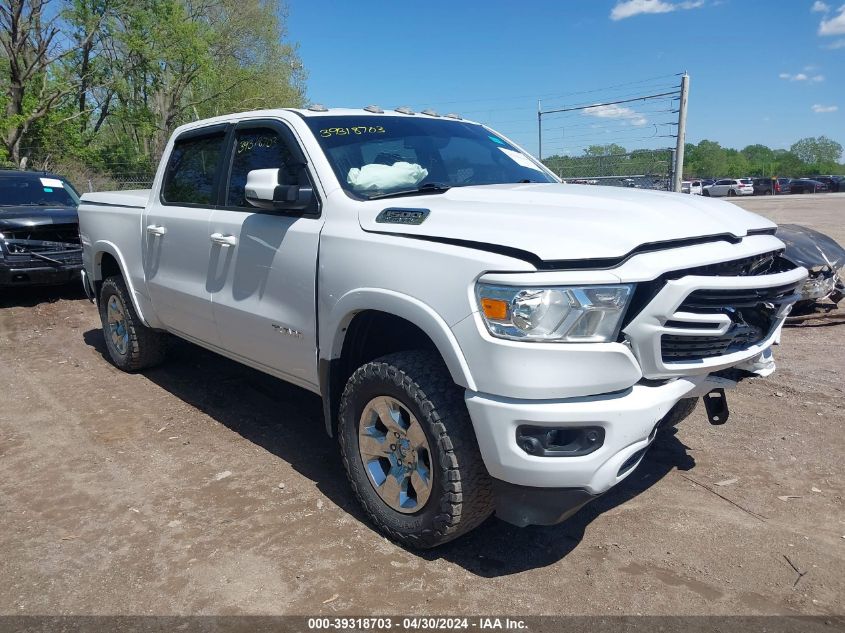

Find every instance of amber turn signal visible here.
[480,297,508,320]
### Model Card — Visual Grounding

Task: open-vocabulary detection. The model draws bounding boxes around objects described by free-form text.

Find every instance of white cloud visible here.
[811,104,839,113]
[610,0,704,21]
[582,104,648,126]
[823,37,845,47]
[819,4,845,34]
[779,72,824,82]
[811,1,830,12]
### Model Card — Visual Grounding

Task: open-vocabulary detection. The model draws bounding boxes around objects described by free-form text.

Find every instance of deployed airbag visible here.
[347,162,428,192]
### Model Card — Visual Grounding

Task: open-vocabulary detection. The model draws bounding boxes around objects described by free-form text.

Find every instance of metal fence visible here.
[82,175,155,192]
[542,148,674,190]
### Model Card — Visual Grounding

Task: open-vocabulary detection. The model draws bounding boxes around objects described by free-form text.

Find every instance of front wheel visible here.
[727,189,736,197]
[98,276,168,371]
[703,190,711,197]
[338,351,494,548]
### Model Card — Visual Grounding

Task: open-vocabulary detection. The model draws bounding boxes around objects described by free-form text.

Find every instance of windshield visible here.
[0,175,80,207]
[304,115,555,199]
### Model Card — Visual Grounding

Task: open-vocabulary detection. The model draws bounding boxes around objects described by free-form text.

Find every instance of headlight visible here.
[475,283,634,342]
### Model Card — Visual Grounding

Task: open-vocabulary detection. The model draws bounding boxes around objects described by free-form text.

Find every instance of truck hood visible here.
[0,205,78,229]
[358,183,776,263]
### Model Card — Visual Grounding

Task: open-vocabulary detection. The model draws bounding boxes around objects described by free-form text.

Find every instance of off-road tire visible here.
[98,276,168,371]
[658,397,698,431]
[338,351,494,548]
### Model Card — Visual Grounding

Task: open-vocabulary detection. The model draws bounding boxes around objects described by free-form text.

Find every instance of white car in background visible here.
[703,178,754,197]
[681,180,703,195]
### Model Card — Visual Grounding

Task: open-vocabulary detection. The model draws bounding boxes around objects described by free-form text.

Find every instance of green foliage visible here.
[682,138,843,178]
[542,137,845,181]
[1,0,306,185]
[789,136,843,174]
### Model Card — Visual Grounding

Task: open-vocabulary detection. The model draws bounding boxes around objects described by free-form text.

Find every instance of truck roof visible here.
[170,107,481,137]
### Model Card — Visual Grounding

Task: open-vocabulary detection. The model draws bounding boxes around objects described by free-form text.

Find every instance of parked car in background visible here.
[789,178,829,194]
[752,177,791,195]
[776,224,844,314]
[0,170,82,287]
[681,180,703,195]
[703,178,754,197]
[810,175,842,193]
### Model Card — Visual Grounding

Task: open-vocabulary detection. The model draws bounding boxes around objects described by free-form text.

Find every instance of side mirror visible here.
[245,168,314,211]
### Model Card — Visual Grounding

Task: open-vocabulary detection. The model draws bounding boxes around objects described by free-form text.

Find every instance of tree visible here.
[0,0,102,164]
[1,0,306,180]
[583,143,626,157]
[685,140,727,178]
[741,144,775,176]
[789,136,843,166]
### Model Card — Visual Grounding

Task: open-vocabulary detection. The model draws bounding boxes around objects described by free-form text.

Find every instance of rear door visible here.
[711,179,730,196]
[143,125,228,344]
[208,119,324,390]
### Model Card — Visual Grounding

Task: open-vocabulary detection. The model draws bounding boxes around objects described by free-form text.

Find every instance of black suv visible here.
[752,177,791,195]
[810,176,842,193]
[0,170,83,286]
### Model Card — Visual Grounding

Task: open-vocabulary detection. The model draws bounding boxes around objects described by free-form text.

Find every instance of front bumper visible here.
[0,242,83,287]
[0,261,82,286]
[466,372,734,495]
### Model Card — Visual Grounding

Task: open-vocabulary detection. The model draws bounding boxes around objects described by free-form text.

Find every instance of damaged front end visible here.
[0,223,83,287]
[776,224,845,313]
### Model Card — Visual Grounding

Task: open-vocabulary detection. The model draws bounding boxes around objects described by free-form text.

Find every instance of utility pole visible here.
[537,99,542,161]
[672,73,690,193]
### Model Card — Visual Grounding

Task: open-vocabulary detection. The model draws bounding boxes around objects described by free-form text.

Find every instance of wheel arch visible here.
[319,289,476,436]
[90,242,156,327]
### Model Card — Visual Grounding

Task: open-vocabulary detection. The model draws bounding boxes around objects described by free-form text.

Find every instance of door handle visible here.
[210,232,237,247]
[146,224,167,236]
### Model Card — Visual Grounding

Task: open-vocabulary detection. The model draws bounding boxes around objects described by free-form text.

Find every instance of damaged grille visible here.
[1,223,80,246]
[660,283,802,362]
[663,251,793,279]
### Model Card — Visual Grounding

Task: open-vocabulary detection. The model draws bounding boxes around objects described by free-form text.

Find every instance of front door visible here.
[209,121,324,390]
[143,126,228,345]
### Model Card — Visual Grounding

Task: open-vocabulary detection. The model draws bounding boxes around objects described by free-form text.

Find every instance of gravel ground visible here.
[0,194,842,616]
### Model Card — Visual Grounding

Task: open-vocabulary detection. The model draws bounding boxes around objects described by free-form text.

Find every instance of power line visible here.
[539,90,680,116]
[418,72,682,109]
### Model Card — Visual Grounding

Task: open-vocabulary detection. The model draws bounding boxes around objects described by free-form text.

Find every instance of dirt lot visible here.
[0,194,843,617]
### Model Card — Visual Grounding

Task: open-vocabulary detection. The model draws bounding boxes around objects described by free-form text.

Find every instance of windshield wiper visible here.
[366,182,452,201]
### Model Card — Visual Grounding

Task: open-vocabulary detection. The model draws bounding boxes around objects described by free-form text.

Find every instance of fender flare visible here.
[323,288,478,392]
[91,240,159,328]
[318,288,478,436]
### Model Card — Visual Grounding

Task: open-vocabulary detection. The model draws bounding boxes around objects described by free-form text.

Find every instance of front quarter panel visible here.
[317,189,535,389]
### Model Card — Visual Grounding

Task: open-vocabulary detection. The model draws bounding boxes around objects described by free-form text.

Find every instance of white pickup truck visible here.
[78,106,806,547]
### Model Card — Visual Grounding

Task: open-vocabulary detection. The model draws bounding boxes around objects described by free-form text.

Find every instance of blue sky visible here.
[287,0,844,158]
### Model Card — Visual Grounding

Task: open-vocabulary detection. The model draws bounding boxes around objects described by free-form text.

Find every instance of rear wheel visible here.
[338,351,494,548]
[98,276,168,371]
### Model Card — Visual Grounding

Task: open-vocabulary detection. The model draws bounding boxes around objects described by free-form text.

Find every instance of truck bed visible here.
[81,189,151,208]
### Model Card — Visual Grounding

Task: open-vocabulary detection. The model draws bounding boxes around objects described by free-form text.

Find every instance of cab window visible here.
[161,132,226,205]
[226,127,307,208]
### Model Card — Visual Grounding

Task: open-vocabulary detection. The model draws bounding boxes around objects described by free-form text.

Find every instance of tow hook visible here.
[702,388,729,425]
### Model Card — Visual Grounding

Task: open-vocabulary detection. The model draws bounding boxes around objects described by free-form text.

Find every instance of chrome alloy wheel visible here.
[358,396,433,513]
[106,295,129,355]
